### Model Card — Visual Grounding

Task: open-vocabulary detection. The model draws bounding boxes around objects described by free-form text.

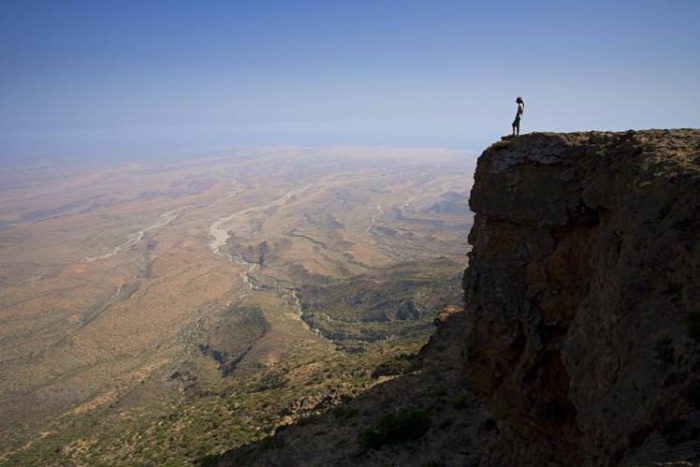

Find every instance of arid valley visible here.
[0,146,474,464]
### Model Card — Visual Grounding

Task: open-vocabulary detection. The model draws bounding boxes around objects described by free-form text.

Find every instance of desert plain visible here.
[0,146,473,463]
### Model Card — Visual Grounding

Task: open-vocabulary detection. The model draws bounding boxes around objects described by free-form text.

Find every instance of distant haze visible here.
[1,1,699,160]
[0,121,484,162]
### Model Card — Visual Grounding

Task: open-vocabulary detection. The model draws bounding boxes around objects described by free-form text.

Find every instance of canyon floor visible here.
[0,146,474,464]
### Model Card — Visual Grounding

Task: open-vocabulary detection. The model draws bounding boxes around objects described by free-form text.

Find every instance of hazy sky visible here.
[1,0,698,157]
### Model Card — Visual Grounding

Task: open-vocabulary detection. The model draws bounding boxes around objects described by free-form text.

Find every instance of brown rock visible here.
[463,130,700,465]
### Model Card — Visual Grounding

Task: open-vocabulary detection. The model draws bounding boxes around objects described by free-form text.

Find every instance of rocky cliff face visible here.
[463,129,700,465]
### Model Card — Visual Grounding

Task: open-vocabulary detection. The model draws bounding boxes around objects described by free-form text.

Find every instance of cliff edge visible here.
[463,129,700,465]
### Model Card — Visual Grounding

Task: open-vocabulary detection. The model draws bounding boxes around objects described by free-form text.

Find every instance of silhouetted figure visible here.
[512,96,524,136]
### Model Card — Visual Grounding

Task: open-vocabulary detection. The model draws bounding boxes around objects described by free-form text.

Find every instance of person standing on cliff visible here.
[512,96,524,136]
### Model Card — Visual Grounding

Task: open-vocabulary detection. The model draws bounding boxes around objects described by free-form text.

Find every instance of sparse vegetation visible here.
[0,148,472,465]
[371,352,418,378]
[2,328,440,465]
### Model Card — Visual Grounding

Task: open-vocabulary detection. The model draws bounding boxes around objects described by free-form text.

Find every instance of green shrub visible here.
[359,408,430,449]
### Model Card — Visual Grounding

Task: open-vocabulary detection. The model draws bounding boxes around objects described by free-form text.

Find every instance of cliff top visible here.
[490,129,700,171]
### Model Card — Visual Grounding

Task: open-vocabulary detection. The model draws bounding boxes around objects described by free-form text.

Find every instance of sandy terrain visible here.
[0,146,474,460]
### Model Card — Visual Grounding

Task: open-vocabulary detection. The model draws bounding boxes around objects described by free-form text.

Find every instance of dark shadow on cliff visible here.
[462,129,700,467]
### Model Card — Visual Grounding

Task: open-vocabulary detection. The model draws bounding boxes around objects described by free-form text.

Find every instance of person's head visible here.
[516,97,524,104]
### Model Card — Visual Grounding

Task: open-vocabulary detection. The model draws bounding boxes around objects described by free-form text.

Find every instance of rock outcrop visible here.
[463,130,700,465]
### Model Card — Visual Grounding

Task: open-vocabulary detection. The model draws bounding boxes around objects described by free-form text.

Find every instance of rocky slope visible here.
[463,129,700,465]
[217,305,501,466]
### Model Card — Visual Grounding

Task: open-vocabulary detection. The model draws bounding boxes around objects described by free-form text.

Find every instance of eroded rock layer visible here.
[463,130,700,465]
